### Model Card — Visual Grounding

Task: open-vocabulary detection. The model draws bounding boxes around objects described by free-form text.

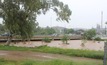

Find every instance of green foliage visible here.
[0,0,71,44]
[22,60,34,65]
[45,27,56,35]
[22,60,72,65]
[61,35,69,44]
[0,58,5,62]
[72,61,102,65]
[0,45,103,59]
[36,46,103,59]
[0,59,73,65]
[83,29,96,40]
[42,37,52,43]
[0,58,15,65]
[94,37,101,41]
[64,28,74,34]
[73,29,85,35]
[0,58,103,65]
[34,27,56,35]
[0,24,5,34]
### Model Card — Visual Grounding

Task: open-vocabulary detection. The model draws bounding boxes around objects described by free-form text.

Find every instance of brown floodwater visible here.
[8,40,104,51]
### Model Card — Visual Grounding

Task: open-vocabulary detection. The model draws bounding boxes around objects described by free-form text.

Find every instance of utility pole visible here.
[50,16,52,27]
[104,42,107,65]
[105,26,106,35]
[101,11,103,29]
[104,22,107,65]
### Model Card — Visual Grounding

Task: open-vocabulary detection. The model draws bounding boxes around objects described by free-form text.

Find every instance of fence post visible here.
[104,42,107,65]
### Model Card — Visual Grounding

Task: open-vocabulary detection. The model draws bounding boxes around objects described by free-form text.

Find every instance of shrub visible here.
[61,35,69,44]
[83,29,96,40]
[81,40,87,47]
[94,37,101,41]
[42,37,52,43]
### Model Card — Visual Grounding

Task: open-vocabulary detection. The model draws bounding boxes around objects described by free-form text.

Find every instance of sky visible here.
[0,0,107,29]
[37,0,107,29]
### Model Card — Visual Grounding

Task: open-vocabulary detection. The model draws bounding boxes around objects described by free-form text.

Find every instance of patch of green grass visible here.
[35,46,103,59]
[22,60,73,65]
[0,58,16,65]
[0,45,104,59]
[73,61,102,65]
[0,59,73,65]
[0,58,103,65]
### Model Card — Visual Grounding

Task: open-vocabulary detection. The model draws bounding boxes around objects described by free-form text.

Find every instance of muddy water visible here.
[9,40,104,51]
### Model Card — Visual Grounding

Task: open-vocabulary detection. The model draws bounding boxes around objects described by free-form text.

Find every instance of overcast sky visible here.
[0,0,107,29]
[37,0,107,29]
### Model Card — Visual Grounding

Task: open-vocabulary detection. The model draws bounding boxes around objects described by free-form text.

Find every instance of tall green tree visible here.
[83,29,96,40]
[0,24,5,34]
[34,27,56,35]
[64,28,74,34]
[0,0,71,45]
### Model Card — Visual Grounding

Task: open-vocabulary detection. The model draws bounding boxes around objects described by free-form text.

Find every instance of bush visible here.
[94,37,101,41]
[42,37,52,43]
[61,35,69,44]
[83,29,96,40]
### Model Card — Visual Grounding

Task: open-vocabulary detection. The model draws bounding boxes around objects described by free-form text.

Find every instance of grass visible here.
[0,58,103,65]
[0,45,104,59]
[22,60,73,65]
[73,61,102,65]
[0,58,16,65]
[0,58,73,65]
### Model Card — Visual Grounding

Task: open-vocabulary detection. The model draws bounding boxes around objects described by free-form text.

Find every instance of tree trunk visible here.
[6,35,12,46]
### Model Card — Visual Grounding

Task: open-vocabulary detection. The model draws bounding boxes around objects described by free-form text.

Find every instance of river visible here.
[8,40,104,51]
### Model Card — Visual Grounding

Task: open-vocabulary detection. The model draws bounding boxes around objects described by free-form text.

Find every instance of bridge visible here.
[0,35,82,42]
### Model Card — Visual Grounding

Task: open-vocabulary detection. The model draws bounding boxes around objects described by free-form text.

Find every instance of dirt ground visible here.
[0,50,102,62]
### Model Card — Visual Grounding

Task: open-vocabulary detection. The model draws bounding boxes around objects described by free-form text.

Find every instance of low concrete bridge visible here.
[0,35,82,42]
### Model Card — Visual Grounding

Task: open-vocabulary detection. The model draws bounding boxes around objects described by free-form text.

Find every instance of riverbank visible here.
[0,45,103,59]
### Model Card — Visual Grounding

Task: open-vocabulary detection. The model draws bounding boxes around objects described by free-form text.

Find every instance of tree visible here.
[45,27,56,35]
[83,29,96,40]
[0,24,5,34]
[73,29,85,35]
[64,28,74,34]
[34,27,56,35]
[61,35,69,44]
[0,0,71,45]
